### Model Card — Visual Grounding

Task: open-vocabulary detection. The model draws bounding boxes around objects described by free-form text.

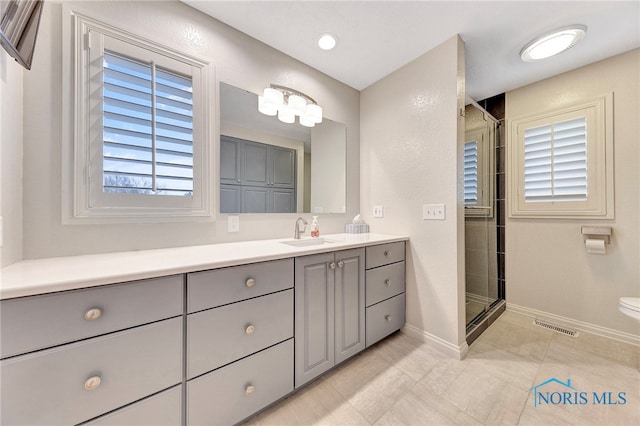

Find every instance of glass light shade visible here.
[287,94,307,116]
[262,87,284,107]
[299,115,316,128]
[258,95,278,116]
[306,103,323,123]
[277,105,295,124]
[521,26,586,62]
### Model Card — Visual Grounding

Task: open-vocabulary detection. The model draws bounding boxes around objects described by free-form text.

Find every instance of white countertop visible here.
[0,233,408,300]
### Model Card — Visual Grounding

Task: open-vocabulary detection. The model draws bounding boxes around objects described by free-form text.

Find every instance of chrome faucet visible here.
[294,217,308,239]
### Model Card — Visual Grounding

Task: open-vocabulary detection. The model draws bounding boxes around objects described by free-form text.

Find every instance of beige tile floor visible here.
[244,311,640,425]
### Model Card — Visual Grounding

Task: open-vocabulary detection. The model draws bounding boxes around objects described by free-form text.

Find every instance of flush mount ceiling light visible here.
[258,84,323,127]
[520,25,587,62]
[317,33,337,50]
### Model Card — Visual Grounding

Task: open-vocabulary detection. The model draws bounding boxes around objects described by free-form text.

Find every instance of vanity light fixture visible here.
[520,25,587,62]
[317,33,337,51]
[258,84,323,127]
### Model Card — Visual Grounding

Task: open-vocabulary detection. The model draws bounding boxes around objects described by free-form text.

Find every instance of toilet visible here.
[619,297,640,321]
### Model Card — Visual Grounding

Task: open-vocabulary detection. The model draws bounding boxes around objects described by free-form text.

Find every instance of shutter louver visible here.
[102,51,194,196]
[524,117,587,202]
[464,141,478,205]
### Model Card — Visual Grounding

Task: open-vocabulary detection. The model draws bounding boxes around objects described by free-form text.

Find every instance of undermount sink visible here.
[280,237,337,247]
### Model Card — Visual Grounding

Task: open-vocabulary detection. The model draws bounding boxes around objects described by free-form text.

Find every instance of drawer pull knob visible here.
[384,251,391,257]
[245,278,256,288]
[385,315,392,322]
[245,385,255,396]
[329,262,336,270]
[385,279,392,286]
[337,260,344,268]
[84,376,102,390]
[245,324,255,335]
[84,308,102,321]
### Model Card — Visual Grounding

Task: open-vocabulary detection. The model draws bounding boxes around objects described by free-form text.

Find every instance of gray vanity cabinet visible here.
[186,259,295,425]
[294,248,365,387]
[0,276,184,426]
[365,242,407,347]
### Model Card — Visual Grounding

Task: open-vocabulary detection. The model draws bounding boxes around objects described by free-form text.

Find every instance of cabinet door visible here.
[220,184,242,214]
[269,146,296,187]
[334,248,365,364]
[242,186,268,213]
[270,187,296,213]
[243,142,269,186]
[294,252,335,388]
[220,136,242,185]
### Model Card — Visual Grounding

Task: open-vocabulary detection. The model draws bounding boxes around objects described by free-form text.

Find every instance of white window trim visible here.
[62,10,214,224]
[508,94,614,219]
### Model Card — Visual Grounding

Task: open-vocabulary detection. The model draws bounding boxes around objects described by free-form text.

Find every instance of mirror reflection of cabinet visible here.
[220,136,296,213]
[220,82,346,214]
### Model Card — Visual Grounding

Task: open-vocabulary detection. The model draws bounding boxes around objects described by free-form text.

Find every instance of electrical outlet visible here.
[227,215,240,232]
[373,205,384,218]
[423,204,446,220]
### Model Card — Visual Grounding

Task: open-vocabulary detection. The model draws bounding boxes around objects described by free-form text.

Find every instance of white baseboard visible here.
[507,303,640,347]
[466,291,491,305]
[401,323,469,359]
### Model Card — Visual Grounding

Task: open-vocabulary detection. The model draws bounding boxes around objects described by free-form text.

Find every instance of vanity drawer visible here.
[187,339,294,426]
[366,293,405,347]
[85,385,182,426]
[365,261,405,307]
[365,241,405,269]
[0,317,182,426]
[0,275,183,359]
[187,258,293,313]
[188,289,293,378]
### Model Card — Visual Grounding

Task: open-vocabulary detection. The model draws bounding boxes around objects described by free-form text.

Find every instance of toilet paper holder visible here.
[581,226,612,244]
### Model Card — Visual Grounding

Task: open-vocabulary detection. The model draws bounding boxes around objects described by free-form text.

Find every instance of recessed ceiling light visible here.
[317,33,337,51]
[520,25,587,62]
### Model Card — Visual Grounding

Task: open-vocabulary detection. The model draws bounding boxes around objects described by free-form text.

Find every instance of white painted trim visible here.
[401,323,469,360]
[507,302,640,347]
[466,291,491,305]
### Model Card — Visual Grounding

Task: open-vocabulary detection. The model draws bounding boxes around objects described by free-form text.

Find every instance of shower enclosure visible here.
[464,94,506,342]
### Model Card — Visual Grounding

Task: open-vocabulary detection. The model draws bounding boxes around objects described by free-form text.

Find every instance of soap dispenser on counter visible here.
[310,216,320,237]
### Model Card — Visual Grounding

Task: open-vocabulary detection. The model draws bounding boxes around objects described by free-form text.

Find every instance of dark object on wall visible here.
[0,0,44,70]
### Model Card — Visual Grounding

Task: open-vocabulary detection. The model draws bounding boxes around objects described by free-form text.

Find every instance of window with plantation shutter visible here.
[523,117,587,202]
[67,14,212,222]
[464,141,478,205]
[102,51,194,196]
[510,95,613,219]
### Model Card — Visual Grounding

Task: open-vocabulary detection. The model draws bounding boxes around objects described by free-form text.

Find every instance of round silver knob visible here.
[84,376,102,390]
[237,179,241,183]
[385,315,392,322]
[329,262,336,270]
[245,278,255,288]
[384,251,391,257]
[385,279,392,286]
[84,308,102,321]
[245,385,255,396]
[245,324,255,335]
[337,260,344,268]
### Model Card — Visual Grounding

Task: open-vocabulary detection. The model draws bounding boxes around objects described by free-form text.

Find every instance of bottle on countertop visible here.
[310,216,320,237]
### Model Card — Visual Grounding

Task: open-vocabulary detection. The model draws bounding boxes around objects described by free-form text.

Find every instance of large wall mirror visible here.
[220,82,346,214]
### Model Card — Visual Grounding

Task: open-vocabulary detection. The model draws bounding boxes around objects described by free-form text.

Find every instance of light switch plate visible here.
[423,204,446,220]
[227,215,240,232]
[373,205,384,218]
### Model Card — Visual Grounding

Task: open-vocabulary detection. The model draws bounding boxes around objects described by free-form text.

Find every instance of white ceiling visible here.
[183,1,639,101]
